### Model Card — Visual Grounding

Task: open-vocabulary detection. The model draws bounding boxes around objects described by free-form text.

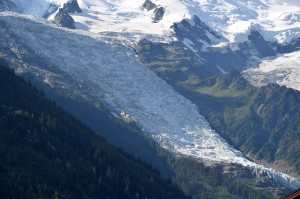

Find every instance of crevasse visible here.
[0,13,300,189]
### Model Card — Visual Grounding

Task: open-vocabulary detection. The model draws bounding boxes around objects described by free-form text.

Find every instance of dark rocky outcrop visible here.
[53,0,83,29]
[172,15,221,45]
[62,0,82,13]
[247,30,276,57]
[153,7,164,23]
[142,0,164,23]
[136,38,213,81]
[142,0,157,11]
[54,9,76,29]
[277,37,300,54]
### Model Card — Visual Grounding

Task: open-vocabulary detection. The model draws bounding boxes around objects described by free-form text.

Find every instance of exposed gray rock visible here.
[142,0,157,11]
[63,0,82,13]
[277,37,300,54]
[54,9,76,29]
[153,7,164,23]
[136,16,279,79]
[0,0,18,12]
[247,30,276,57]
[172,15,221,44]
[52,0,82,29]
[142,0,164,23]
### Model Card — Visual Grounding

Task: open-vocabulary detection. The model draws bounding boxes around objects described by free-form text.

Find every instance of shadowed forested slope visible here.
[0,64,190,199]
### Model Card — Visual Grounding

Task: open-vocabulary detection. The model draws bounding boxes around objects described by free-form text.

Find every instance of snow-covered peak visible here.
[74,0,300,43]
[7,0,300,43]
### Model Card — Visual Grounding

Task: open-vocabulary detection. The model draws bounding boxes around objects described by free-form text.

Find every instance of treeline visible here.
[0,65,190,199]
[167,157,274,199]
[0,63,278,199]
[189,70,300,175]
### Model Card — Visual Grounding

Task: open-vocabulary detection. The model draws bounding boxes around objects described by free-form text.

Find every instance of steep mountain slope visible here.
[177,70,300,177]
[1,0,300,197]
[5,0,300,88]
[0,64,190,199]
[0,13,299,192]
[0,61,276,199]
[140,36,300,178]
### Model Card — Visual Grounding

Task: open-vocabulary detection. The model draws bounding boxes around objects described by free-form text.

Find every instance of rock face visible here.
[153,7,164,23]
[142,0,164,23]
[0,0,17,12]
[247,30,276,57]
[172,15,221,45]
[62,0,82,13]
[277,38,300,54]
[53,0,82,29]
[142,0,157,11]
[54,9,76,29]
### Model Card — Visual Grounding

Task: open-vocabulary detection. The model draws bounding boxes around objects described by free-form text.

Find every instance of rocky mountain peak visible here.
[54,8,76,29]
[62,0,82,14]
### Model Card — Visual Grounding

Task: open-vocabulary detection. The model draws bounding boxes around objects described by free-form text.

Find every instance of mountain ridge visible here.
[177,70,300,178]
[1,1,300,197]
[0,13,299,191]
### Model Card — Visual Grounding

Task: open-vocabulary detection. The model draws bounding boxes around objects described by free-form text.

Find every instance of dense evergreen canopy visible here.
[0,65,190,199]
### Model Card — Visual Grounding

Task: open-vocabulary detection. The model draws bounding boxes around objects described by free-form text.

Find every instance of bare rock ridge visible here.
[54,0,82,29]
[153,7,164,23]
[142,0,157,11]
[142,0,164,23]
[62,0,82,14]
[54,9,76,29]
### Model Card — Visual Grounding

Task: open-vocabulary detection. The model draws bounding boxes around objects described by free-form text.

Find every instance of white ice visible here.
[1,13,299,189]
[243,51,300,92]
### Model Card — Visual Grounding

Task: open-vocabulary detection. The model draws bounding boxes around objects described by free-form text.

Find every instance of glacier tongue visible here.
[1,13,300,189]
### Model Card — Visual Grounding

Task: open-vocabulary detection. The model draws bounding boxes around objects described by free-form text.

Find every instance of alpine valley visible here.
[0,0,300,198]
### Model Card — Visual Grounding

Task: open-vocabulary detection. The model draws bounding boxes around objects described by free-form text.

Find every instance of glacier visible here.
[243,51,300,92]
[8,0,300,91]
[0,13,299,189]
[7,0,300,44]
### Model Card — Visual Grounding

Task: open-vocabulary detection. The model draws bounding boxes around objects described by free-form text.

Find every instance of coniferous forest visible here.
[0,62,277,199]
[0,64,190,199]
